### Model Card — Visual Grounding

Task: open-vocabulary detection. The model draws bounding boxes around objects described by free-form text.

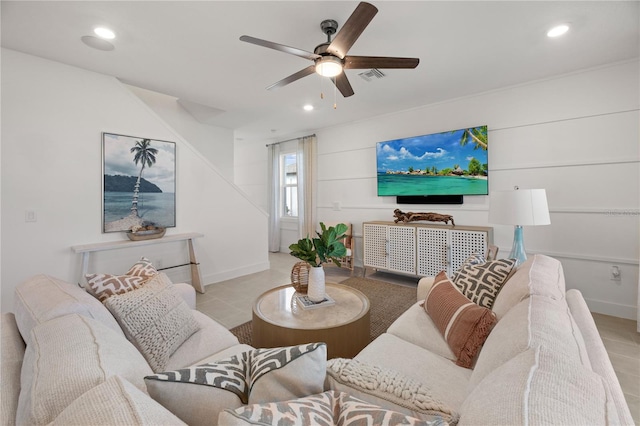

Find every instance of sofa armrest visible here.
[173,283,196,309]
[416,276,435,302]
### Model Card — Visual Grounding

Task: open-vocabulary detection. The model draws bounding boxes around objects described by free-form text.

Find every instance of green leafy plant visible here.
[289,222,348,267]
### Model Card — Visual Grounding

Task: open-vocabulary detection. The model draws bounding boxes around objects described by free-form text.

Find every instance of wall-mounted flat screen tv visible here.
[376,125,488,196]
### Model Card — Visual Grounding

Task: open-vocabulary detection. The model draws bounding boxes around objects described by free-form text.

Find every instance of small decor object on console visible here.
[126,224,166,241]
[393,209,455,226]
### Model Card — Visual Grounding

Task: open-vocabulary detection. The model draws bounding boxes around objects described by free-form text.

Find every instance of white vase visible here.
[307,266,326,302]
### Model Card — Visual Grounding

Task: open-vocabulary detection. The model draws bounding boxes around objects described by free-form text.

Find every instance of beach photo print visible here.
[102,133,176,233]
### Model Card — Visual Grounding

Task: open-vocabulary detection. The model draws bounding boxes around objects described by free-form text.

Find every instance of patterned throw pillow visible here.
[425,272,497,369]
[452,258,516,309]
[144,343,327,425]
[104,273,198,372]
[126,257,158,278]
[85,257,158,302]
[451,253,486,282]
[85,273,148,302]
[218,391,437,426]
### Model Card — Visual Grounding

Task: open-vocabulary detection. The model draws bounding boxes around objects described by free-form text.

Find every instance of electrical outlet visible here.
[610,265,621,281]
[332,201,341,211]
[25,210,37,222]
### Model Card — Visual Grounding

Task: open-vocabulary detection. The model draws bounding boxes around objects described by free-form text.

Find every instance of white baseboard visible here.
[583,297,637,321]
[202,261,271,286]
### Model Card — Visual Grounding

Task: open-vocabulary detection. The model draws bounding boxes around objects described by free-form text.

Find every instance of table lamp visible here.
[489,187,550,266]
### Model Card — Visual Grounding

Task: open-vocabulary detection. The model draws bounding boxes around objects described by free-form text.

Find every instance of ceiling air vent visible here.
[358,69,386,82]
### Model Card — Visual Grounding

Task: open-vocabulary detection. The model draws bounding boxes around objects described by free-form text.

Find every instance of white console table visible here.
[71,232,205,293]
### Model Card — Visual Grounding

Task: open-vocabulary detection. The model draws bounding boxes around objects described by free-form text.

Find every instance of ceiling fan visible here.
[239,2,419,98]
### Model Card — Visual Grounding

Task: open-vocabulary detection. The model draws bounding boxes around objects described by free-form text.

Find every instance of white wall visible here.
[237,60,640,320]
[0,48,269,313]
[126,85,235,182]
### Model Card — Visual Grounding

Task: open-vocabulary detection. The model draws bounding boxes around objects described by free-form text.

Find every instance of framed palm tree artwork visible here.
[102,132,176,233]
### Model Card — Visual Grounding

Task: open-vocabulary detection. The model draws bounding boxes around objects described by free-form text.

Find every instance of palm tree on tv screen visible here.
[457,126,488,151]
[130,139,158,217]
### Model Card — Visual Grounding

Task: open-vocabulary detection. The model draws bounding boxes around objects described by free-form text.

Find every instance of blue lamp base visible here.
[509,225,527,266]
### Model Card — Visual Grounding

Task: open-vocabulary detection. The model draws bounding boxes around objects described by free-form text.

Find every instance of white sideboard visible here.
[363,221,493,278]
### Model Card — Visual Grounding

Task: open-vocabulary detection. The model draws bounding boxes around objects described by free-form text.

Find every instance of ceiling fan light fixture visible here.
[315,56,343,77]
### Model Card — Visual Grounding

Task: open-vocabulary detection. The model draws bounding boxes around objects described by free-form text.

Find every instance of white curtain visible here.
[267,143,281,252]
[297,135,317,238]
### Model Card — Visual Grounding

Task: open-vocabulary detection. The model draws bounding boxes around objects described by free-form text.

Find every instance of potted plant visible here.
[289,223,348,301]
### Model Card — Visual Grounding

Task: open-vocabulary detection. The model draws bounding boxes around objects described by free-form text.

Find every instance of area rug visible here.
[229,277,417,346]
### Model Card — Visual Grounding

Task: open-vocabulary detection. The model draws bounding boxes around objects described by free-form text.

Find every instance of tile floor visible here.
[196,252,640,423]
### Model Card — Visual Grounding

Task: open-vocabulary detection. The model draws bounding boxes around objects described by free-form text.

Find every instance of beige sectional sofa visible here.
[1,273,252,425]
[328,254,634,424]
[1,254,634,425]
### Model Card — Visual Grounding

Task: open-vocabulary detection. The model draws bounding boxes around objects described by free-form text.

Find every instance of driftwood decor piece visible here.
[393,209,455,226]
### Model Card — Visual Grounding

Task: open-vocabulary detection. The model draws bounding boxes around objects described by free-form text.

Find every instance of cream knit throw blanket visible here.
[326,358,459,425]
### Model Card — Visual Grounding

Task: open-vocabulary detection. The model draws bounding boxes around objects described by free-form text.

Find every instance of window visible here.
[281,153,298,217]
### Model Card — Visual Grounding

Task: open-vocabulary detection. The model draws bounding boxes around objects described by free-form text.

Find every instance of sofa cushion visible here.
[452,258,516,309]
[145,343,326,425]
[1,313,25,426]
[459,346,610,425]
[492,254,564,319]
[104,273,199,372]
[566,289,635,424]
[469,293,593,391]
[326,357,459,424]
[16,314,153,425]
[49,376,186,425]
[13,274,123,341]
[219,391,435,426]
[425,272,497,368]
[356,333,472,412]
[387,302,456,362]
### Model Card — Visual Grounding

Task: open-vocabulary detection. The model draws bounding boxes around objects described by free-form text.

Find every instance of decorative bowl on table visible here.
[126,227,166,241]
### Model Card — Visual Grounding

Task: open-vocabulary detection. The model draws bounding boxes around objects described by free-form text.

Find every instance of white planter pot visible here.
[307,266,326,302]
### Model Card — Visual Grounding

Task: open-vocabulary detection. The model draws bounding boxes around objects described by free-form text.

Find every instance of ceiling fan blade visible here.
[266,65,317,90]
[344,56,420,69]
[332,73,355,97]
[326,2,378,59]
[240,35,320,61]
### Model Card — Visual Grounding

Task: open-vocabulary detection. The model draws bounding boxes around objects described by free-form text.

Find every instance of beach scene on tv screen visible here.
[377,125,488,196]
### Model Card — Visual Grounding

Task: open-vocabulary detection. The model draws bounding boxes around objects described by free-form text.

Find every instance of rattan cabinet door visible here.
[388,225,416,275]
[449,229,488,272]
[417,227,448,276]
[363,223,388,269]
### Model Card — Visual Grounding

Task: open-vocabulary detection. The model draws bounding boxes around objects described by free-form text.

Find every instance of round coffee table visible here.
[252,282,370,359]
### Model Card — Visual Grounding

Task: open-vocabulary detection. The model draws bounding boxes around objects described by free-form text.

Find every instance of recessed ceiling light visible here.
[303,105,314,111]
[94,27,116,40]
[547,24,569,38]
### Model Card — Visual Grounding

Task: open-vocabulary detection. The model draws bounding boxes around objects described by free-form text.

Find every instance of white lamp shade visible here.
[489,189,551,226]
